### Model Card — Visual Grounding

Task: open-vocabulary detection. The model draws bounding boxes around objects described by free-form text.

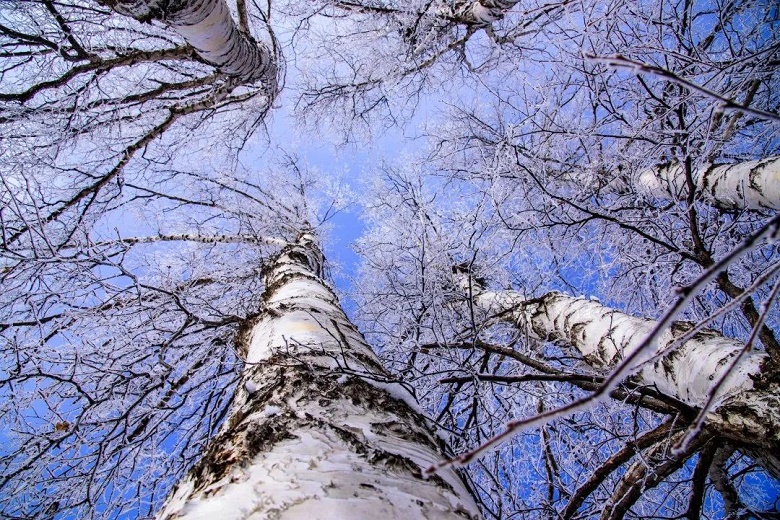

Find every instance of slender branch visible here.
[562,419,681,518]
[591,55,780,123]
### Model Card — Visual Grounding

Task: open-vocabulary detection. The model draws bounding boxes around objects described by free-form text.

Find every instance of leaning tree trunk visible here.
[157,234,480,519]
[463,280,780,478]
[103,0,277,90]
[635,157,780,211]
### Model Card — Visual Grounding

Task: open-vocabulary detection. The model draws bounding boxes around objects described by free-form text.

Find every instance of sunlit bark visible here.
[104,0,277,90]
[158,234,480,519]
[636,157,780,211]
[465,282,780,476]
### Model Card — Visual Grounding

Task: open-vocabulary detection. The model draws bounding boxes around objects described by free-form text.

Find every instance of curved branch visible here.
[601,430,707,520]
[562,418,681,518]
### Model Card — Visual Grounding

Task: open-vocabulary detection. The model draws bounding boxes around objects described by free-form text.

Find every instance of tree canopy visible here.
[1,0,778,518]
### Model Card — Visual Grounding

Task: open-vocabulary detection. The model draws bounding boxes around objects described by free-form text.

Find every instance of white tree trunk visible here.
[636,157,780,211]
[157,234,480,519]
[450,0,519,24]
[468,285,780,475]
[104,0,277,89]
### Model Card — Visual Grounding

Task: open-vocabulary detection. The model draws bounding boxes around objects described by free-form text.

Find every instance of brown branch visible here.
[716,271,780,368]
[601,430,708,520]
[562,419,680,518]
[686,441,718,519]
[434,341,692,414]
[42,0,93,60]
[0,46,192,103]
[708,446,742,515]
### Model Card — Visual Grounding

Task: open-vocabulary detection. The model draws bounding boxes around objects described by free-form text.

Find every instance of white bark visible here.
[635,157,780,211]
[450,0,519,25]
[467,285,780,474]
[105,0,277,89]
[157,234,480,519]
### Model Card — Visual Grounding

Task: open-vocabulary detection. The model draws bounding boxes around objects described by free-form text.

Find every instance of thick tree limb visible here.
[562,419,681,518]
[636,157,780,211]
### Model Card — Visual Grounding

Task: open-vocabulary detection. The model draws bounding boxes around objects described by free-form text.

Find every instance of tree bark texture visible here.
[104,0,277,89]
[636,157,780,211]
[469,286,780,477]
[157,234,480,519]
[449,0,519,25]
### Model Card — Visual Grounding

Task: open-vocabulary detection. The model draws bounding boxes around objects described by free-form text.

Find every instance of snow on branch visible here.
[590,54,780,123]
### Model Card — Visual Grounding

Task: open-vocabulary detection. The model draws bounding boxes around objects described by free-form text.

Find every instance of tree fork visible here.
[157,233,480,519]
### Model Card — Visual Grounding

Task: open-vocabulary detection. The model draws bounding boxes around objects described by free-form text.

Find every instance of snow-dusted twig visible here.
[589,54,780,123]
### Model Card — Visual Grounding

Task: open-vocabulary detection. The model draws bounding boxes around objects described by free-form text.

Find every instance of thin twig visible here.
[589,54,780,123]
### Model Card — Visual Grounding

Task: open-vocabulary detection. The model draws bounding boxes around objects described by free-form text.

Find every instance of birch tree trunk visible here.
[157,233,480,519]
[466,283,780,477]
[103,0,277,89]
[635,157,780,211]
[450,0,520,24]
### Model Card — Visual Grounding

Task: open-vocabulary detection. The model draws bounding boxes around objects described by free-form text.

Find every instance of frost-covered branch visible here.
[593,55,780,123]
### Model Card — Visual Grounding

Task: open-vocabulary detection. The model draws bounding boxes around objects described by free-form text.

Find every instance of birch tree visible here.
[102,0,277,87]
[0,0,279,259]
[0,154,482,519]
[156,232,479,519]
[633,157,780,211]
[354,163,780,518]
[0,161,301,518]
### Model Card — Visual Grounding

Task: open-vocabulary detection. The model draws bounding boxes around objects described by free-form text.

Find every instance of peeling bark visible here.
[103,0,277,90]
[157,234,480,519]
[635,157,780,211]
[466,284,780,478]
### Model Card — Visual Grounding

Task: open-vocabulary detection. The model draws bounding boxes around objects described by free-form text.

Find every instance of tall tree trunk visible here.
[465,282,780,477]
[103,0,277,90]
[157,234,480,519]
[636,157,780,210]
